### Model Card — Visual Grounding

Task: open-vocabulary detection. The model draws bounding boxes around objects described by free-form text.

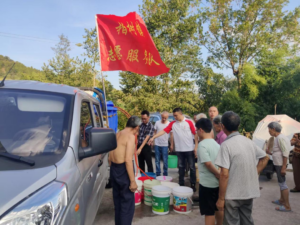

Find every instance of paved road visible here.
[94,166,300,225]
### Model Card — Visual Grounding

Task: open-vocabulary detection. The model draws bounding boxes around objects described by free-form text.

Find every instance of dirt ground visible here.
[94,161,300,225]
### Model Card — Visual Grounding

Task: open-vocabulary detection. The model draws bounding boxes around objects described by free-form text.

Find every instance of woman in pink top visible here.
[213,115,227,145]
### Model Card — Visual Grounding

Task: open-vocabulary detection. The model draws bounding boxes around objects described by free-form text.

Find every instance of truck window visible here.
[0,89,72,170]
[93,104,103,127]
[80,102,93,147]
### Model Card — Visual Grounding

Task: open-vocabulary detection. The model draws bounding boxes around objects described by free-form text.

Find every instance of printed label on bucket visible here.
[152,196,170,213]
[173,196,191,212]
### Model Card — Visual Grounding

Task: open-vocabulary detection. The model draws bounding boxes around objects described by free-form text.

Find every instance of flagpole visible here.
[95,15,109,127]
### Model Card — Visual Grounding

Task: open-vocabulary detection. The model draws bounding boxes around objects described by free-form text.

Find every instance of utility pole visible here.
[274,104,277,115]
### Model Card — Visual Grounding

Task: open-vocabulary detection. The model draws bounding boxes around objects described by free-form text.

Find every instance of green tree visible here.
[43,34,76,85]
[194,66,236,112]
[255,52,300,120]
[199,0,300,90]
[219,89,257,131]
[77,28,99,87]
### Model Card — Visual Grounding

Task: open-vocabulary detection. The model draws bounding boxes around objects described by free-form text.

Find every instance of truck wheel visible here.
[266,173,273,180]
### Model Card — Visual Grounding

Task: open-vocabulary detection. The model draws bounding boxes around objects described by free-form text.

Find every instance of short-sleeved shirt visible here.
[164,118,196,152]
[291,133,300,157]
[197,139,220,188]
[215,130,227,145]
[215,132,266,200]
[138,122,154,146]
[154,120,170,147]
[272,134,291,166]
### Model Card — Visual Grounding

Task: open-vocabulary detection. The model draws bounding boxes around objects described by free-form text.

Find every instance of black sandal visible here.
[290,188,300,193]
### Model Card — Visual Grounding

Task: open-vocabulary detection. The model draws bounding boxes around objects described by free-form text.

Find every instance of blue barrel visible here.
[106,101,118,133]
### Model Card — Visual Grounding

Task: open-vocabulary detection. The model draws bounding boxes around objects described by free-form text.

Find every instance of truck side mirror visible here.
[79,127,117,160]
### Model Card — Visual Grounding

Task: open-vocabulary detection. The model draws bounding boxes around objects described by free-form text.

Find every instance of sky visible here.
[0,0,299,89]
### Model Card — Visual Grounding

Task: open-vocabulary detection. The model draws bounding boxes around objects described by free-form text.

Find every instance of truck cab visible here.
[0,80,116,225]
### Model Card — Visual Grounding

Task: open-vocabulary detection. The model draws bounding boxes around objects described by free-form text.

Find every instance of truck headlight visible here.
[0,182,67,225]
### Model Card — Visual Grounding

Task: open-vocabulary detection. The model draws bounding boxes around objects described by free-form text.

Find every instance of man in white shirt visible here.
[267,122,292,212]
[154,111,170,176]
[215,111,269,225]
[149,108,198,192]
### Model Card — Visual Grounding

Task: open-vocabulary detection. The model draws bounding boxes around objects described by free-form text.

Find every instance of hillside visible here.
[0,55,47,81]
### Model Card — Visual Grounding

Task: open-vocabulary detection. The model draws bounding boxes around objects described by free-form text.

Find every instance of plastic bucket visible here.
[161,182,179,205]
[156,176,173,183]
[152,185,172,215]
[135,180,143,206]
[172,186,193,214]
[141,172,156,179]
[144,180,161,206]
[138,177,152,200]
[168,155,178,168]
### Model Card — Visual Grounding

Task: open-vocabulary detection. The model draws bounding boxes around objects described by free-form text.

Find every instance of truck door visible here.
[77,101,100,225]
[83,102,109,225]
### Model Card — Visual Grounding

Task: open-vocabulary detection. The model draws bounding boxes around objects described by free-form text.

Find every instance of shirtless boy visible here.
[109,116,141,225]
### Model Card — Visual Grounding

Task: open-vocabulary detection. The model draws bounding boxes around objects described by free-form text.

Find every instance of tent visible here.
[252,115,300,151]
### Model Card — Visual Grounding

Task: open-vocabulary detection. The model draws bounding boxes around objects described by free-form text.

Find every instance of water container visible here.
[156,176,173,183]
[137,177,152,200]
[172,186,193,214]
[168,155,178,168]
[152,186,172,215]
[143,180,161,206]
[135,180,143,206]
[161,182,180,205]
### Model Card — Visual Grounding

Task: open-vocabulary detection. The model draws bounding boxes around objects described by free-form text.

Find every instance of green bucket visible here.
[168,155,178,168]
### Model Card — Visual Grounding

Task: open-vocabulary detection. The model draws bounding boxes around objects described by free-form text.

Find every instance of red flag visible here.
[96,12,169,76]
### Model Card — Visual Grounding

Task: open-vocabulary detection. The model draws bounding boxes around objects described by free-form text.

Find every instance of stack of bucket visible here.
[135,171,194,216]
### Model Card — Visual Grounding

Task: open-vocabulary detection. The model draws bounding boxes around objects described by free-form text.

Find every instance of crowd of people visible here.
[109,106,299,225]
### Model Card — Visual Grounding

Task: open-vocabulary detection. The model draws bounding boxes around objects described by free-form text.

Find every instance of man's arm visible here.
[278,137,290,176]
[204,162,220,179]
[194,133,198,157]
[257,155,270,174]
[148,130,167,145]
[255,143,268,173]
[170,132,174,152]
[149,122,174,145]
[216,167,229,211]
[281,157,288,176]
[125,135,137,192]
[138,124,154,154]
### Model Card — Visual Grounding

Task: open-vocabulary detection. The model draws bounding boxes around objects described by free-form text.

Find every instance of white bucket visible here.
[144,180,161,206]
[161,182,179,205]
[172,186,193,214]
[135,180,143,206]
[156,176,173,182]
[152,186,172,215]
